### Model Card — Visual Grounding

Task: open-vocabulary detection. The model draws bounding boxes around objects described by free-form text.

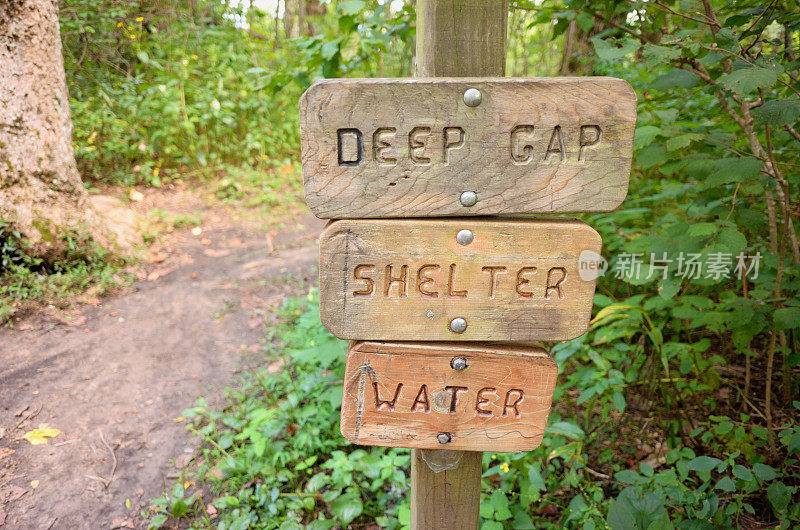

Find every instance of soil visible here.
[0,188,324,529]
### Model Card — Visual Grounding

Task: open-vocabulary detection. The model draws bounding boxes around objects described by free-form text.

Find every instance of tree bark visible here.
[0,0,111,259]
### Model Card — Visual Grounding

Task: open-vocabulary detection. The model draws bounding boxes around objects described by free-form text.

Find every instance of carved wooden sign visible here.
[319,218,601,342]
[300,77,636,219]
[341,341,558,452]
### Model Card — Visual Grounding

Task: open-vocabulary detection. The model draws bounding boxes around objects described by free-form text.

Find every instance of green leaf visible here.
[753,98,800,126]
[592,37,641,60]
[687,222,717,237]
[715,476,736,492]
[321,41,339,60]
[330,495,363,526]
[651,69,700,90]
[717,228,747,253]
[148,515,168,530]
[721,66,781,95]
[687,455,722,472]
[576,12,594,32]
[481,522,504,530]
[732,465,754,482]
[607,498,638,530]
[490,491,513,520]
[714,28,740,53]
[665,133,703,151]
[548,421,585,440]
[642,44,681,66]
[527,465,546,491]
[774,308,800,330]
[787,432,800,453]
[752,463,778,481]
[767,482,791,514]
[634,126,662,150]
[337,0,365,15]
[706,157,763,187]
[615,470,641,484]
[613,392,626,413]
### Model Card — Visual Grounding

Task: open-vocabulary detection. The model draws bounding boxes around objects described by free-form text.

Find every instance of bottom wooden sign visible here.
[340,341,558,452]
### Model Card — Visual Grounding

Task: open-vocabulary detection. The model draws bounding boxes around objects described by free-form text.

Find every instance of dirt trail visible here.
[0,197,323,529]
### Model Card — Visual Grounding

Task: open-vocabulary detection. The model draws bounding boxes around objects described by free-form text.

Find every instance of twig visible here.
[785,124,800,144]
[585,466,611,480]
[99,433,118,489]
[54,439,77,447]
[16,404,42,429]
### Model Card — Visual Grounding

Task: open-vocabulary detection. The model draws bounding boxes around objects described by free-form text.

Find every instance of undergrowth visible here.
[0,219,129,322]
[148,291,800,529]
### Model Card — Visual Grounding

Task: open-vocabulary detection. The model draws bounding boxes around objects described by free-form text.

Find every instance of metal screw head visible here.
[450,317,467,333]
[460,191,478,207]
[437,432,452,444]
[451,356,468,370]
[463,88,482,107]
[456,229,473,246]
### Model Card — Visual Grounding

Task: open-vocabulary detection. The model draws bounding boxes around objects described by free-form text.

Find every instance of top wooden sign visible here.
[299,77,636,218]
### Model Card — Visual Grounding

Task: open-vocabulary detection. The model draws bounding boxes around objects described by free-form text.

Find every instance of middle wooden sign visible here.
[318,218,601,342]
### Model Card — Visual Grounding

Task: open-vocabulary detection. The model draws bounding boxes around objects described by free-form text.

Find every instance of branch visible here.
[785,124,800,143]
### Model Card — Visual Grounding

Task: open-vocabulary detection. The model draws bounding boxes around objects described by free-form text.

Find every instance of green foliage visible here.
[0,219,129,321]
[147,291,410,529]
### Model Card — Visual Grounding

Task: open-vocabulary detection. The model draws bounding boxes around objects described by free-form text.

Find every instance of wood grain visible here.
[340,341,558,452]
[318,217,602,342]
[410,450,482,530]
[299,77,637,218]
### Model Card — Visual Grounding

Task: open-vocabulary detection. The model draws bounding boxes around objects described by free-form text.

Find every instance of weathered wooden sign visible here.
[318,218,601,341]
[340,341,558,452]
[300,77,636,219]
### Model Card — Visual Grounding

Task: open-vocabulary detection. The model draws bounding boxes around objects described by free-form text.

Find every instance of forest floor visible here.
[0,185,323,529]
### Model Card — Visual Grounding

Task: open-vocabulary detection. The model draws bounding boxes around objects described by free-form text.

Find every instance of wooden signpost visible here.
[298,1,635,528]
[341,341,557,452]
[301,78,636,218]
[318,218,601,341]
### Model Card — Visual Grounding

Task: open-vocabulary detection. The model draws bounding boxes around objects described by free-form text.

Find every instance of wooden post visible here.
[411,2,508,528]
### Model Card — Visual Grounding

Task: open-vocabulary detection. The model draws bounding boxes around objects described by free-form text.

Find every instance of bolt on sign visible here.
[340,341,558,452]
[318,218,601,342]
[299,77,636,219]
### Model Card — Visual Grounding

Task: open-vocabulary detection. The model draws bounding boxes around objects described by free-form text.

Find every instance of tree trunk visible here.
[0,0,112,259]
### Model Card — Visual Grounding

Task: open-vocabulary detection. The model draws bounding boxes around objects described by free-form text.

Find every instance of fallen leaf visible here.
[280,163,294,174]
[128,189,144,202]
[183,481,194,489]
[64,315,87,327]
[173,416,184,423]
[200,238,211,246]
[190,272,198,279]
[23,424,61,445]
[30,480,39,489]
[0,448,15,462]
[206,503,217,516]
[149,252,167,264]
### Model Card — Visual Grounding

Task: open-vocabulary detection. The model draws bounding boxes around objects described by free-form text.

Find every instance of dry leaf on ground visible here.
[22,425,61,445]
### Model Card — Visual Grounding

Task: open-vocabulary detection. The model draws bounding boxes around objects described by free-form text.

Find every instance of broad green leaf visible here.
[321,41,339,60]
[330,495,363,526]
[717,228,747,253]
[706,157,763,187]
[642,44,680,66]
[753,98,800,126]
[576,12,594,32]
[615,470,641,484]
[715,476,736,492]
[651,69,700,90]
[665,133,703,151]
[752,463,778,481]
[527,465,546,491]
[547,421,585,440]
[687,223,717,237]
[592,36,641,60]
[767,482,791,514]
[787,432,800,453]
[613,392,626,413]
[490,491,513,520]
[721,66,781,95]
[774,307,800,330]
[337,0,365,15]
[732,464,754,482]
[606,498,638,530]
[714,28,740,53]
[634,126,662,150]
[687,455,722,472]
